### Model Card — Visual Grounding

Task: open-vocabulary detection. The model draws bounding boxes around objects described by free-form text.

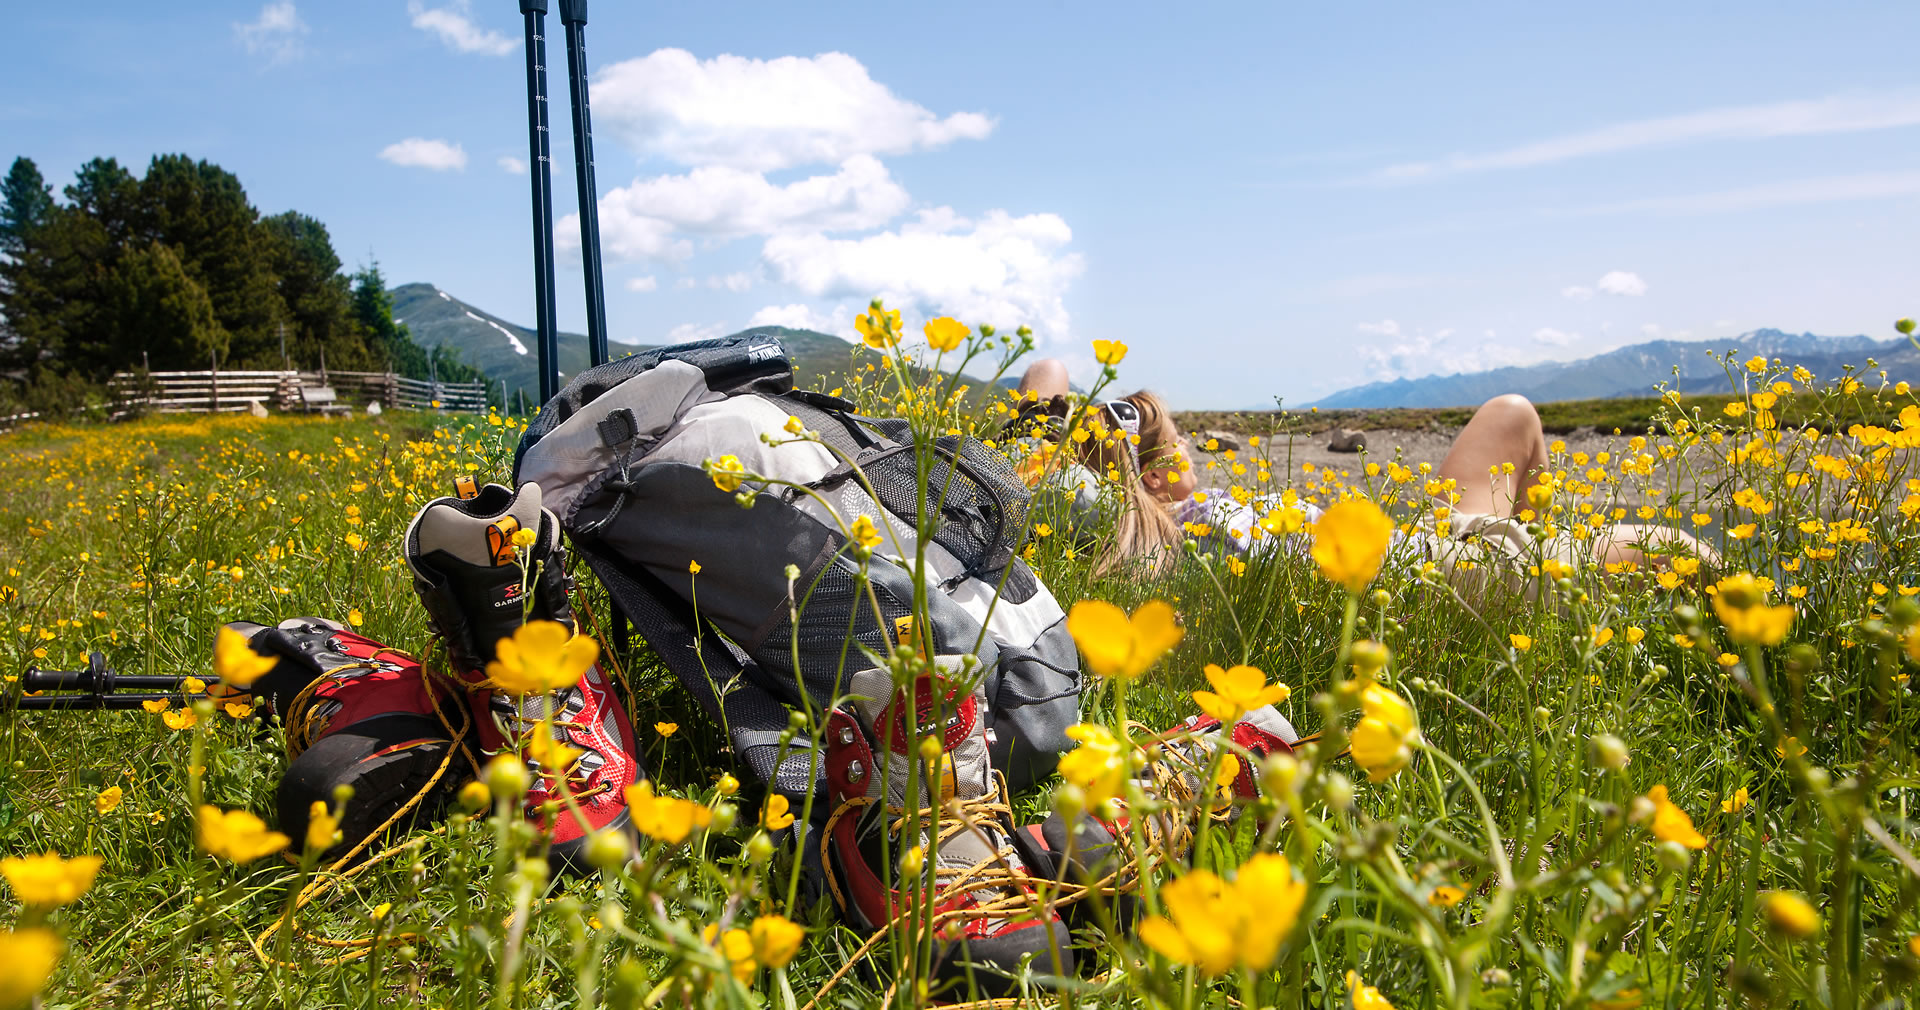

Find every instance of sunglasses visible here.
[1100,400,1142,463]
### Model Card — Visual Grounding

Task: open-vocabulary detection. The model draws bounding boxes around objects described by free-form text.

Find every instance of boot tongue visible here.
[410,483,546,569]
[846,666,992,806]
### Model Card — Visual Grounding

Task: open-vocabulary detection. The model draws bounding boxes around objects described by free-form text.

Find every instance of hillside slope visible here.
[1309,329,1909,408]
[389,283,882,399]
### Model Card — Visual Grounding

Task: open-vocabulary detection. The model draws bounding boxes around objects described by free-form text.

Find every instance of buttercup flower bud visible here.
[1350,640,1390,678]
[1323,772,1354,812]
[458,781,491,813]
[1260,752,1299,798]
[1589,733,1630,772]
[486,754,530,800]
[1655,839,1692,873]
[586,829,630,872]
[746,831,775,865]
[1628,796,1656,825]
[710,803,738,834]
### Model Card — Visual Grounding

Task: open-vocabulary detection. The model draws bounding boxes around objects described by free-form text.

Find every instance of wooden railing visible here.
[105,369,490,416]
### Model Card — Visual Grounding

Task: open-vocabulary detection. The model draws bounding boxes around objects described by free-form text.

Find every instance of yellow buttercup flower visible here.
[761,794,796,831]
[923,316,968,352]
[1191,663,1289,725]
[749,914,805,970]
[94,786,123,815]
[346,608,364,627]
[162,708,198,731]
[1509,634,1532,652]
[304,800,340,853]
[213,625,275,689]
[509,526,537,549]
[1762,891,1818,939]
[849,514,884,552]
[1721,786,1749,814]
[1138,853,1306,975]
[1057,723,1127,810]
[716,925,758,981]
[655,721,679,737]
[224,702,251,719]
[687,560,701,575]
[197,805,291,864]
[708,454,747,493]
[624,782,712,844]
[1092,339,1129,365]
[0,852,102,906]
[1713,591,1794,647]
[1066,599,1184,680]
[526,722,583,773]
[1429,885,1467,907]
[1744,355,1768,374]
[0,929,62,1008]
[1311,498,1394,592]
[856,304,902,349]
[485,621,598,695]
[1645,785,1707,850]
[141,699,169,714]
[1349,682,1418,782]
[1348,971,1397,1010]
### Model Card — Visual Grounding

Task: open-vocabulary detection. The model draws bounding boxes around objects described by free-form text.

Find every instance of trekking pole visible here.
[519,0,562,403]
[558,0,609,369]
[12,652,212,712]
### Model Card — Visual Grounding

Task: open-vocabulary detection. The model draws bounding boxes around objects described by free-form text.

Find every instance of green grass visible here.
[2,339,1919,1008]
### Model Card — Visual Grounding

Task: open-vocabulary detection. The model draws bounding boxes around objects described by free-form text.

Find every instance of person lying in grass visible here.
[1012,358,1718,594]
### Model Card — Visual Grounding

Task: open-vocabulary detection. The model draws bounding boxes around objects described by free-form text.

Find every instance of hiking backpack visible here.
[512,333,1082,802]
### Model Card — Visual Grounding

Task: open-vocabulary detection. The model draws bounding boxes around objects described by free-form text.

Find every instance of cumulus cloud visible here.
[1562,271,1644,300]
[234,1,307,63]
[759,208,1083,341]
[625,276,658,292]
[573,155,909,262]
[498,155,526,175]
[380,138,468,171]
[1533,327,1582,346]
[408,0,516,56]
[1354,324,1534,380]
[663,322,726,344]
[594,49,994,172]
[1596,270,1647,296]
[748,303,848,335]
[1376,91,1920,182]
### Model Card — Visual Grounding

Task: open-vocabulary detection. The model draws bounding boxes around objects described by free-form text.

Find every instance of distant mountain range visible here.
[389,283,882,399]
[1306,329,1915,408]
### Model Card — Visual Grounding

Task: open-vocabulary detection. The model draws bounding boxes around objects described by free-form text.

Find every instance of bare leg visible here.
[1594,523,1722,570]
[1435,395,1551,517]
[1016,358,1070,401]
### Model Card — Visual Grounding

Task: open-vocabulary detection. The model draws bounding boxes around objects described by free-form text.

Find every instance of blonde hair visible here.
[1073,390,1184,576]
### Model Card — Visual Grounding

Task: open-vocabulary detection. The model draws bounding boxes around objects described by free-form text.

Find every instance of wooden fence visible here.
[107,369,490,416]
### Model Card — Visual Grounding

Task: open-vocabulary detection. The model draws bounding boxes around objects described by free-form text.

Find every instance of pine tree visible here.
[0,157,54,260]
[260,211,365,370]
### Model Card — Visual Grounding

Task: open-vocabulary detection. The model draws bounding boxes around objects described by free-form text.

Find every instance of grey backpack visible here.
[513,333,1081,801]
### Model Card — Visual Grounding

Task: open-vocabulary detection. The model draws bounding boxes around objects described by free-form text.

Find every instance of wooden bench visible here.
[298,386,351,415]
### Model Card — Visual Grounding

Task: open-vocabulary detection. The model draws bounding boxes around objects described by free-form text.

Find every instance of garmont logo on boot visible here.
[493,583,523,609]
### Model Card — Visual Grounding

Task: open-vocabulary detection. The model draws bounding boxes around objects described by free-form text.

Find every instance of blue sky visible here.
[9,1,1918,407]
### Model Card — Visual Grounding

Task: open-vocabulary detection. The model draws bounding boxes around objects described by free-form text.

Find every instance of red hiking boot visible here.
[822,663,1073,997]
[404,480,642,873]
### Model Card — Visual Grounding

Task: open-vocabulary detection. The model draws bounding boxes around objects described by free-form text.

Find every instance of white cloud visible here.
[1596,270,1647,296]
[1561,286,1595,301]
[760,208,1083,341]
[748,303,847,335]
[380,138,468,172]
[594,49,994,171]
[408,0,516,56]
[1566,171,1920,216]
[708,272,754,292]
[663,322,726,344]
[234,1,307,63]
[574,155,909,262]
[1376,91,1920,181]
[625,276,658,292]
[498,155,526,175]
[1353,324,1532,380]
[1641,323,1664,337]
[1533,327,1582,346]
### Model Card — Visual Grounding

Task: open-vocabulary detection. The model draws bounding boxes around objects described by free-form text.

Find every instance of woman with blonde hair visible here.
[1014,361,1717,589]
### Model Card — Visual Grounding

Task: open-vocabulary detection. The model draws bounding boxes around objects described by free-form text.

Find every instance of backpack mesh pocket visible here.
[852,423,1031,583]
